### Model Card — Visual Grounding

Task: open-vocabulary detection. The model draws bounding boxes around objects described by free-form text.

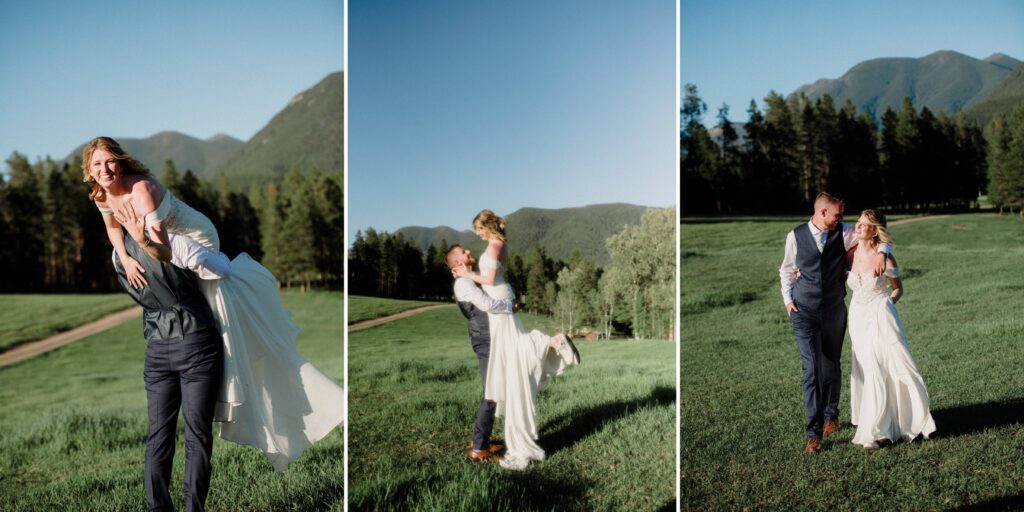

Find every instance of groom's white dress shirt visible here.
[779,220,891,306]
[454,277,514,314]
[112,234,232,280]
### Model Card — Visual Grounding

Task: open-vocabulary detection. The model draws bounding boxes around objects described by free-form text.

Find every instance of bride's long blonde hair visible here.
[473,209,507,243]
[860,209,893,247]
[82,136,151,202]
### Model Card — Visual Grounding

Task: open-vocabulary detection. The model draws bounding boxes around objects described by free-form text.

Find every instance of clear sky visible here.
[682,0,1024,126]
[0,0,343,166]
[348,0,677,240]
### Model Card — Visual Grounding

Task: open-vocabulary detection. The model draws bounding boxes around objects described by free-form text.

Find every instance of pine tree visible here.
[2,152,45,290]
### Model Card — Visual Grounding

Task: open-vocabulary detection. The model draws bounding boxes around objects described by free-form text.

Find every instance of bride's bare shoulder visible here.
[128,177,166,212]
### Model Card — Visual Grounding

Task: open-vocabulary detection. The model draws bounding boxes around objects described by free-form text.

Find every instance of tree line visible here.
[679,85,1021,214]
[348,207,675,340]
[0,153,343,293]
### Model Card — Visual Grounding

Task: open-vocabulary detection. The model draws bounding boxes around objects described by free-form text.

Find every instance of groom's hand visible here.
[786,302,798,317]
[513,302,522,313]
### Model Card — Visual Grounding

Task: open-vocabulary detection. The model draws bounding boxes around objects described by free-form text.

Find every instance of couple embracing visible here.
[781,192,936,453]
[445,210,580,471]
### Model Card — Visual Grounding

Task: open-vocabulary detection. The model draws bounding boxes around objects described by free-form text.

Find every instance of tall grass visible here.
[0,290,344,511]
[348,302,676,511]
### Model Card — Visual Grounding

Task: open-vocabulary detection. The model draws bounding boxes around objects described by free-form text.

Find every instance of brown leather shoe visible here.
[467,441,504,461]
[824,420,840,437]
[804,436,823,453]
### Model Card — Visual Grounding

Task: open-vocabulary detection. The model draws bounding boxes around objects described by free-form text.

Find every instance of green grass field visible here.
[680,213,1024,510]
[347,295,441,324]
[347,297,676,511]
[0,290,344,511]
[0,294,136,351]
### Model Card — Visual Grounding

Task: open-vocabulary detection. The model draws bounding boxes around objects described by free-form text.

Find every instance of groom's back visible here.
[114,238,217,341]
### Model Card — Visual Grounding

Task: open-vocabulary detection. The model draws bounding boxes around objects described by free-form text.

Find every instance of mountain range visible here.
[793,50,1021,125]
[64,71,343,187]
[395,203,654,266]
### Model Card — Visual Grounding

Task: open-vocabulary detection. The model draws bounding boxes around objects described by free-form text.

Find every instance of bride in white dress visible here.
[85,136,344,470]
[847,209,936,449]
[454,210,579,470]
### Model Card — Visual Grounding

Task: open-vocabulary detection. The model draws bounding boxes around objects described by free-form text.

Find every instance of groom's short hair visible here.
[445,244,463,270]
[814,192,843,211]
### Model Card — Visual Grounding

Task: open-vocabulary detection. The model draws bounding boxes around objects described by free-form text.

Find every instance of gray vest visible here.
[456,300,491,344]
[791,223,846,310]
[114,238,217,341]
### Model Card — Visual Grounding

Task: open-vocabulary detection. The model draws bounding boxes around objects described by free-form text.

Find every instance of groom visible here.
[779,192,889,453]
[445,244,516,462]
[111,205,229,511]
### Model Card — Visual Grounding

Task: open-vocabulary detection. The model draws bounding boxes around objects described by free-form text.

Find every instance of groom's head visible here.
[445,244,475,272]
[813,192,844,231]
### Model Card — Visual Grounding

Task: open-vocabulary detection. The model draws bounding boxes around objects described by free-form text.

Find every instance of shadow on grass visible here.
[949,492,1024,512]
[356,471,593,511]
[931,398,1024,439]
[541,385,675,455]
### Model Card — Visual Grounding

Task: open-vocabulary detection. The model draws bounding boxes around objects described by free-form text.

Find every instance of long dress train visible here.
[479,254,571,462]
[847,268,936,449]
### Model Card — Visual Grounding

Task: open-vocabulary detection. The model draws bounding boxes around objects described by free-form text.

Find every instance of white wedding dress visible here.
[479,253,571,464]
[143,191,344,470]
[847,267,936,449]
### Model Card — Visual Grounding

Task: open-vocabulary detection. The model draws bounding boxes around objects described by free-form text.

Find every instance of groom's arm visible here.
[779,231,798,311]
[170,234,231,280]
[841,222,890,276]
[453,279,514,314]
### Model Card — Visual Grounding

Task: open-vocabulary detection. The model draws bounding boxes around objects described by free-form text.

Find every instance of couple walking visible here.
[446,210,580,471]
[86,137,344,511]
[781,192,936,453]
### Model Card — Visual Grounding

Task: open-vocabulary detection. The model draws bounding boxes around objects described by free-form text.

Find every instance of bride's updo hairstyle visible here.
[473,209,507,243]
[860,209,893,247]
[82,136,152,201]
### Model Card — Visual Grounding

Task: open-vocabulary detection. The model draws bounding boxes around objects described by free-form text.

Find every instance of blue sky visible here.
[0,0,343,166]
[682,0,1024,126]
[348,0,677,239]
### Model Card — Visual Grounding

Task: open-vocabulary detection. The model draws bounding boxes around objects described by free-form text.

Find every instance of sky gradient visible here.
[681,0,1024,126]
[1,0,343,166]
[348,0,677,239]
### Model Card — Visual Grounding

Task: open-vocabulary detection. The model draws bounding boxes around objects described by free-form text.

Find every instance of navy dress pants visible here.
[143,327,222,512]
[471,335,497,452]
[791,300,847,438]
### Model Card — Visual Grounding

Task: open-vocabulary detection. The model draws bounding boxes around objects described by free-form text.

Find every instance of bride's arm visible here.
[460,240,503,286]
[885,255,903,303]
[130,178,173,251]
[100,205,148,288]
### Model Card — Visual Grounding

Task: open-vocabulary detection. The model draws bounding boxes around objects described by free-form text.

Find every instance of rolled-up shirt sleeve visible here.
[453,278,513,313]
[779,231,798,305]
[170,234,231,280]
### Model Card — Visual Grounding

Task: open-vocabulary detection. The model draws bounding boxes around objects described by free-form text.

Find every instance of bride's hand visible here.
[122,255,148,289]
[112,200,147,243]
[453,264,471,278]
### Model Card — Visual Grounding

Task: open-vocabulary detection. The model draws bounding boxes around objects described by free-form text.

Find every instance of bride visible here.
[846,209,936,449]
[84,136,343,470]
[453,209,579,470]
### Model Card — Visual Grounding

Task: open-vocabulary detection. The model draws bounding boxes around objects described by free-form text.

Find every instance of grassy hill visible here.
[794,50,1019,117]
[397,203,652,266]
[65,131,243,176]
[964,64,1024,128]
[680,214,1024,509]
[213,71,344,189]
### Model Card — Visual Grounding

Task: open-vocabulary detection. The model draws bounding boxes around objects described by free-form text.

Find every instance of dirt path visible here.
[888,214,950,226]
[348,304,452,333]
[0,306,143,368]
